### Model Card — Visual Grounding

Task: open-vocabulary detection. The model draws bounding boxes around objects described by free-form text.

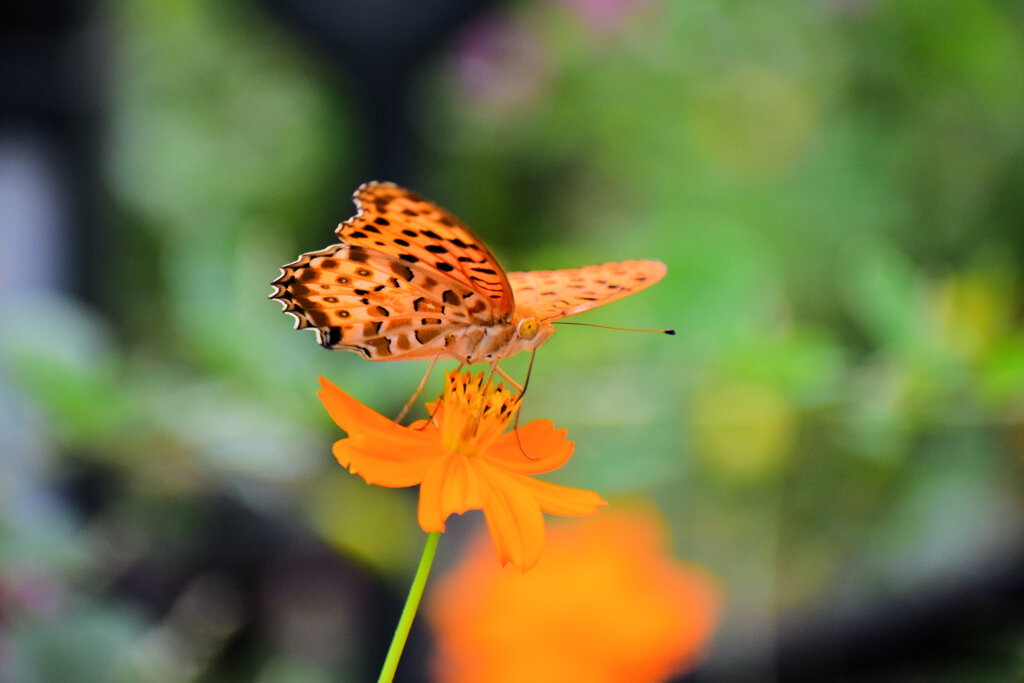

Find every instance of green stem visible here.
[378,531,441,683]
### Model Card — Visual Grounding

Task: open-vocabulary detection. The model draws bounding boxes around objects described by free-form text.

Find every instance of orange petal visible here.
[473,460,548,570]
[510,474,607,516]
[418,454,484,532]
[334,438,441,487]
[485,421,574,474]
[426,507,722,683]
[317,378,429,447]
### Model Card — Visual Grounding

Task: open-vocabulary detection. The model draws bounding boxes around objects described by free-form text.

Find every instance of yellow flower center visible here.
[437,372,520,457]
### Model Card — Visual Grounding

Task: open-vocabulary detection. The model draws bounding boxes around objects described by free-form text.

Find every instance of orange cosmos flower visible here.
[317,371,607,570]
[428,509,722,683]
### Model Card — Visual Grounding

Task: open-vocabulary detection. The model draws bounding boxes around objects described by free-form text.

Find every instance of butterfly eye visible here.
[517,318,539,340]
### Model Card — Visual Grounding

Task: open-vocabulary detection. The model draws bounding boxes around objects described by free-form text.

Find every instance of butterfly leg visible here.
[472,363,501,434]
[395,354,440,423]
[415,361,464,430]
[493,365,524,393]
[497,350,540,460]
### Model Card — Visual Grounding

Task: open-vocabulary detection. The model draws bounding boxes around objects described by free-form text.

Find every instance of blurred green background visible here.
[4,0,1024,680]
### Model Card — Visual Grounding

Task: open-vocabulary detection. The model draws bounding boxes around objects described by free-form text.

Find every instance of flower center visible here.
[437,372,520,456]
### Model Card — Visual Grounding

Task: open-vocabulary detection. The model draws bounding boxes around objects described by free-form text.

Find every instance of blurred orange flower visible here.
[428,509,721,683]
[317,371,606,570]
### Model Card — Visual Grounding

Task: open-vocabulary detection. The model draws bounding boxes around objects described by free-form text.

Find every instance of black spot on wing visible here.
[365,337,392,357]
[415,328,442,344]
[323,327,343,346]
[391,263,414,281]
[347,247,369,263]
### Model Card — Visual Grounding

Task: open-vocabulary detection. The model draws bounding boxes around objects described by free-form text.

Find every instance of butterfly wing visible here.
[271,181,519,361]
[272,183,666,361]
[337,182,514,320]
[271,243,499,360]
[507,260,667,322]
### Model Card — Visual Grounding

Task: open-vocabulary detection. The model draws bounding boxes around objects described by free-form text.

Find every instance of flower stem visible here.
[378,531,441,683]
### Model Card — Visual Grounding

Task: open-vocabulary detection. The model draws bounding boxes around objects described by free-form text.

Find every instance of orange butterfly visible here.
[271,182,668,381]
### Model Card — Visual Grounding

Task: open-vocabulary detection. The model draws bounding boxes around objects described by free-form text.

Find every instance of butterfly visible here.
[271,182,668,379]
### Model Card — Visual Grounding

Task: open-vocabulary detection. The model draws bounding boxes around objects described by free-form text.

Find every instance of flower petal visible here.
[426,509,722,683]
[317,377,429,447]
[485,421,574,474]
[473,460,549,570]
[511,475,607,516]
[335,438,440,487]
[418,454,484,532]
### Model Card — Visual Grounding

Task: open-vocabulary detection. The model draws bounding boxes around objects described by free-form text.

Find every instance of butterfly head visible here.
[510,314,555,355]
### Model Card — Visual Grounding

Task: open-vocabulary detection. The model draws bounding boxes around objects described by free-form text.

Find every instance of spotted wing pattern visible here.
[272,182,668,362]
[506,260,667,322]
[270,182,512,360]
[337,182,514,318]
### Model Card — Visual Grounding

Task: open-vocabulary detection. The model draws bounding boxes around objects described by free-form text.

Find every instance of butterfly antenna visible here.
[395,354,440,423]
[551,321,676,335]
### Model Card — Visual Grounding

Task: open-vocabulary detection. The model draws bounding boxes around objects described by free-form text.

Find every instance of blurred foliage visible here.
[4,0,1024,679]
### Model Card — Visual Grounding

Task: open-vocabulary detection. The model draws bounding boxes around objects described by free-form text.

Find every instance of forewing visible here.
[507,260,667,322]
[338,182,514,320]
